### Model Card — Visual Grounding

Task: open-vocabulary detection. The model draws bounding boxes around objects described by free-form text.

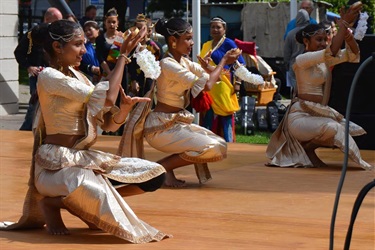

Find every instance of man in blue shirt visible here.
[284,0,317,40]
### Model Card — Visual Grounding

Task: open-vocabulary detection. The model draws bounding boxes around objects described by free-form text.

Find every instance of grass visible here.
[236,131,272,144]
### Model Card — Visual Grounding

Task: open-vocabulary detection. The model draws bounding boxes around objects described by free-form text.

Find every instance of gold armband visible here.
[112,112,127,125]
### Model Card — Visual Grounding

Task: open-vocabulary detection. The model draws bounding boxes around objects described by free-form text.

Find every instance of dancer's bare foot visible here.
[39,197,70,235]
[163,172,186,188]
[306,149,327,168]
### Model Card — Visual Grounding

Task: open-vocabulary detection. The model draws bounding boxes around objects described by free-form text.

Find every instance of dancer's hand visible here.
[119,87,150,114]
[223,48,241,65]
[120,26,147,56]
[340,1,362,26]
[197,50,213,71]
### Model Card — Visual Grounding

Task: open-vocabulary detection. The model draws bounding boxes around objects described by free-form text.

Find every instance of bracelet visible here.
[338,19,350,29]
[112,112,127,125]
[117,54,132,64]
[345,32,352,40]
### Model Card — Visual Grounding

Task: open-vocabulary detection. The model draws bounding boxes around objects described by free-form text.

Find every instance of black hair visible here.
[154,17,191,41]
[83,20,100,30]
[105,7,118,18]
[32,19,81,58]
[295,24,323,44]
[85,5,97,13]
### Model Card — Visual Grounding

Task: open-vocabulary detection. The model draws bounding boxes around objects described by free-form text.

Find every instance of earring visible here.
[172,42,176,49]
[56,56,63,72]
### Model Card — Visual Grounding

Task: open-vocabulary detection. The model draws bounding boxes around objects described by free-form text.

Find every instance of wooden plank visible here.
[0,130,374,249]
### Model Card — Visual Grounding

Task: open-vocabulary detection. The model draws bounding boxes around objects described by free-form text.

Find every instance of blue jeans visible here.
[20,76,37,131]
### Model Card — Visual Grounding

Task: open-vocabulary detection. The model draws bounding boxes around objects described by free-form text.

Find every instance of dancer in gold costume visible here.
[267,3,372,170]
[1,20,170,243]
[119,18,241,187]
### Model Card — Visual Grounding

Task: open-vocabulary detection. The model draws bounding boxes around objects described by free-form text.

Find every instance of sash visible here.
[201,41,240,116]
[118,82,156,158]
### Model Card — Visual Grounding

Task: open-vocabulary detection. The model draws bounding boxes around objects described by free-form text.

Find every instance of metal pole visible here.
[192,0,201,124]
[192,0,200,63]
[290,0,298,20]
[48,0,73,16]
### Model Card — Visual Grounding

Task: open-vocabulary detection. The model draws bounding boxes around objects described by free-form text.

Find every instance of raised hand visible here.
[340,1,362,25]
[120,26,147,56]
[119,87,150,114]
[197,50,213,71]
[223,48,242,65]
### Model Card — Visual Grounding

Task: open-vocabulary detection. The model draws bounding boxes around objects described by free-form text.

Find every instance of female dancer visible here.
[266,3,372,170]
[199,16,246,142]
[0,20,169,243]
[119,18,240,187]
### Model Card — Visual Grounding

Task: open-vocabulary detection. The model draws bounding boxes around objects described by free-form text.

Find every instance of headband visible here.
[302,28,325,38]
[166,25,192,36]
[49,29,82,42]
[210,17,226,25]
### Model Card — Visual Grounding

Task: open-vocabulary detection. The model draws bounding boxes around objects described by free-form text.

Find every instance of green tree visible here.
[326,0,374,33]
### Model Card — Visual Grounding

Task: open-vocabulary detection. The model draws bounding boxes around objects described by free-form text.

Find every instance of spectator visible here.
[14,7,62,131]
[95,8,124,80]
[95,8,126,135]
[284,0,317,40]
[79,5,97,27]
[284,9,310,92]
[199,16,246,142]
[79,21,101,84]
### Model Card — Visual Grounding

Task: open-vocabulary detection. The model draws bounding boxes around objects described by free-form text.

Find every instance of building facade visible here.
[0,0,19,115]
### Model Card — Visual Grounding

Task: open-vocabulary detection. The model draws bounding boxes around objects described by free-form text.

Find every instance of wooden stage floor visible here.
[0,130,374,250]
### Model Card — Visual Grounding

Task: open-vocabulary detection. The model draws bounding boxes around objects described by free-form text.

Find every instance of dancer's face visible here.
[175,32,194,56]
[304,29,328,51]
[57,29,86,67]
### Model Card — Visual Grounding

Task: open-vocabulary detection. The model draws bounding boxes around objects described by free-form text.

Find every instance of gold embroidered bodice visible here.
[37,67,95,135]
[156,56,209,109]
[293,46,359,97]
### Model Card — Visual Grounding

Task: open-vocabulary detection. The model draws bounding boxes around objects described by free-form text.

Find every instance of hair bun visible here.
[155,18,167,36]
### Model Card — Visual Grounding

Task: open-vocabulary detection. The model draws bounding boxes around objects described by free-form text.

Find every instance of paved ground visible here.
[0,85,29,130]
